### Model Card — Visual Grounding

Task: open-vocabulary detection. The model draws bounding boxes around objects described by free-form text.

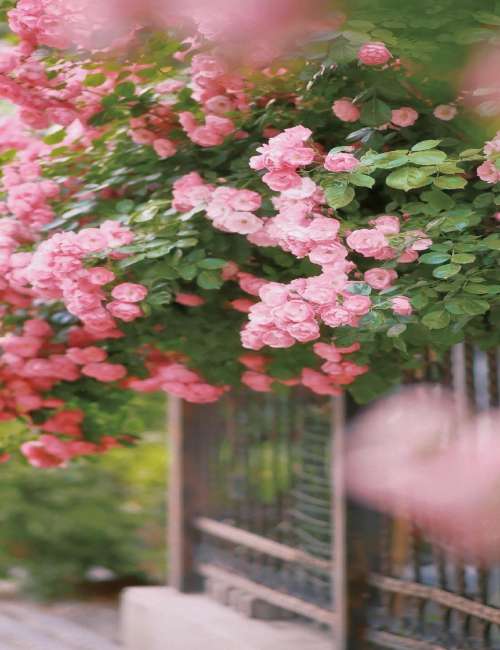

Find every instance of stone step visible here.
[121,587,332,650]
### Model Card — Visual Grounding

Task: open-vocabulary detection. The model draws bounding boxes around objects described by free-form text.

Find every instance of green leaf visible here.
[432,263,461,279]
[422,310,451,329]
[484,235,500,250]
[324,182,355,209]
[434,175,467,190]
[387,324,407,337]
[408,150,447,165]
[345,282,372,296]
[176,238,198,249]
[84,73,107,87]
[116,81,136,97]
[43,129,66,145]
[411,140,442,151]
[386,166,432,191]
[197,270,223,290]
[419,252,451,264]
[464,283,490,295]
[463,299,490,316]
[197,258,227,270]
[474,11,500,25]
[328,35,359,64]
[451,253,476,264]
[360,98,392,127]
[349,172,375,188]
[446,298,490,316]
[421,189,455,211]
[178,264,198,281]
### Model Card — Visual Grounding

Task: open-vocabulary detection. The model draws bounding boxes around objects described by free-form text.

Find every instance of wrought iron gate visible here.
[168,343,500,649]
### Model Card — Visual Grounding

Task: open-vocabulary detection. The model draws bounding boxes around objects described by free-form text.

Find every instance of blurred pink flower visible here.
[346,386,500,562]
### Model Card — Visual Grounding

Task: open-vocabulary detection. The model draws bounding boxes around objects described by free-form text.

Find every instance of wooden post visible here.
[332,395,377,650]
[332,395,347,650]
[167,396,224,592]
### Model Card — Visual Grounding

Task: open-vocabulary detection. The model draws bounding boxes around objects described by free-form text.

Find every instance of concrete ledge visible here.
[120,587,332,650]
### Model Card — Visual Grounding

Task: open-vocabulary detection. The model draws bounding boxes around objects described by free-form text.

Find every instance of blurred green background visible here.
[0,393,167,600]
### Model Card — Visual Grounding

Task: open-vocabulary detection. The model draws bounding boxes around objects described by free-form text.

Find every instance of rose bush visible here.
[0,0,498,465]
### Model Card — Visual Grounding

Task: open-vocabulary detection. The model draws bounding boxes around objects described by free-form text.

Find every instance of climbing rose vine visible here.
[0,0,498,465]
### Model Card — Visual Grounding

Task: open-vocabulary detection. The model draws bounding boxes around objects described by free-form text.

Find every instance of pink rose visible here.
[189,126,223,147]
[346,229,388,258]
[262,170,302,192]
[228,190,262,212]
[287,320,320,342]
[320,306,353,328]
[261,329,295,348]
[324,152,359,173]
[107,300,143,322]
[111,282,148,303]
[238,354,269,372]
[21,441,66,468]
[433,105,457,121]
[67,346,107,365]
[176,293,205,307]
[216,211,262,235]
[76,228,107,253]
[371,215,400,235]
[230,298,255,313]
[131,128,156,145]
[398,250,419,264]
[23,319,53,338]
[358,42,392,66]
[391,107,419,127]
[205,95,233,114]
[281,146,315,167]
[343,294,372,315]
[478,160,500,184]
[279,299,315,323]
[221,261,239,280]
[259,282,289,306]
[238,273,268,296]
[87,267,116,286]
[332,98,360,123]
[82,362,127,382]
[391,296,412,316]
[241,371,274,392]
[364,268,398,290]
[153,138,177,158]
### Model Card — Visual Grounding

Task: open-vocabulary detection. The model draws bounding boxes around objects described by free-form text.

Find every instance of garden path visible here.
[0,600,120,649]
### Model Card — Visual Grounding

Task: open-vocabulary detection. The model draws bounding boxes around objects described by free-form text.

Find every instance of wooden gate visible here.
[168,343,500,649]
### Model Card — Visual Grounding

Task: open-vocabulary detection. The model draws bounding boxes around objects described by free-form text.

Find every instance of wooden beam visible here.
[193,516,331,572]
[197,562,336,626]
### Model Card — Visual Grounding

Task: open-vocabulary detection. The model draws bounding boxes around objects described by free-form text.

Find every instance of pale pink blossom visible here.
[391,295,412,316]
[346,229,388,258]
[433,104,457,121]
[364,268,397,290]
[82,362,127,382]
[176,293,205,307]
[391,107,419,127]
[478,160,500,184]
[153,138,177,158]
[358,42,392,66]
[111,283,148,303]
[332,98,360,123]
[242,370,274,392]
[324,152,359,173]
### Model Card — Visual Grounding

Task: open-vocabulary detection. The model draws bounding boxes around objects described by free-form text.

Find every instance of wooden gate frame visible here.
[167,344,500,650]
[168,394,350,649]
